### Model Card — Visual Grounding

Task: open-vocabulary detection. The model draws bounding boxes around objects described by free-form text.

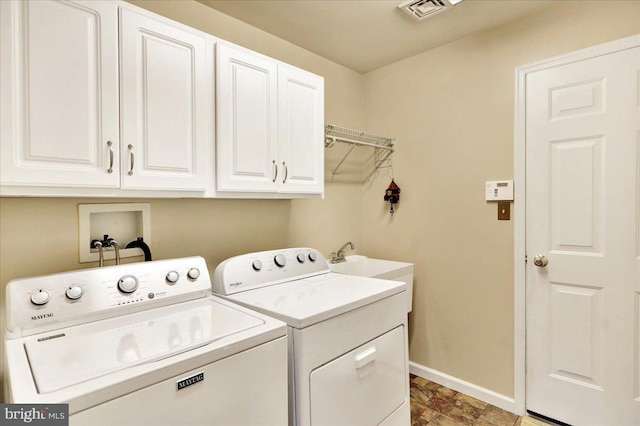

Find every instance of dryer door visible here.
[309,325,407,425]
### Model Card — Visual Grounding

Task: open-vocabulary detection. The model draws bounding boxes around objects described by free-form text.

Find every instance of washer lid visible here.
[25,298,265,394]
[228,273,405,328]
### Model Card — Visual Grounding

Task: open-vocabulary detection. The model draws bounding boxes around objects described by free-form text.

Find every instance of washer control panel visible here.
[6,257,210,338]
[212,248,330,295]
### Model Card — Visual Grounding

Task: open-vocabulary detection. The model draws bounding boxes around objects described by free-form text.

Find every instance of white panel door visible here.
[216,44,278,192]
[0,0,119,188]
[277,65,324,194]
[526,46,640,425]
[119,8,208,191]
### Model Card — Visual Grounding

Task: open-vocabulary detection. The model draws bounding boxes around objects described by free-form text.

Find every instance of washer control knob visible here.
[166,270,179,284]
[30,289,51,306]
[308,252,317,262]
[297,253,306,263]
[66,286,84,300]
[252,260,263,271]
[187,268,200,280]
[118,275,139,293]
[274,254,287,267]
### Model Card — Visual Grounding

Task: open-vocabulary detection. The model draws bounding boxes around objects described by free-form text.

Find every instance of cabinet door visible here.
[119,8,208,191]
[277,65,324,194]
[0,0,120,188]
[216,44,278,192]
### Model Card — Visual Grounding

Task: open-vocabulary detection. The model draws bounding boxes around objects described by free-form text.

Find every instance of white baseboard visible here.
[409,361,521,415]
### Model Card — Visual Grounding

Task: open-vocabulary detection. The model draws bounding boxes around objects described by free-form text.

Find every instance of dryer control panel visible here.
[5,257,211,338]
[212,248,330,295]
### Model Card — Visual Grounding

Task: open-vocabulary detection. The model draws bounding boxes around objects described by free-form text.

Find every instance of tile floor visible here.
[410,374,553,426]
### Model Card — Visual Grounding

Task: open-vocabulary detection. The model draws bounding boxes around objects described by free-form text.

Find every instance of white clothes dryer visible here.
[212,248,410,426]
[4,257,288,425]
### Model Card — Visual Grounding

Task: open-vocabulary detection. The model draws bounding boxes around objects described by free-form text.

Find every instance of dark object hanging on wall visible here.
[384,179,401,215]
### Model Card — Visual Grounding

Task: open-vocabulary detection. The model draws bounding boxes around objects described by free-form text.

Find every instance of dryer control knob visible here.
[308,252,317,262]
[118,275,139,293]
[252,260,263,271]
[297,253,306,263]
[166,270,179,284]
[31,289,51,306]
[187,268,200,280]
[66,286,84,300]
[274,254,287,267]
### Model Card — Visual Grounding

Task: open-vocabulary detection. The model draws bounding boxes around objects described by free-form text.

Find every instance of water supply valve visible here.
[90,235,121,266]
[91,234,114,249]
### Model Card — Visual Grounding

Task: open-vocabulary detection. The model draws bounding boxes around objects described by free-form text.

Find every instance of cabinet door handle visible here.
[272,160,278,183]
[128,144,134,176]
[107,141,114,174]
[282,161,288,184]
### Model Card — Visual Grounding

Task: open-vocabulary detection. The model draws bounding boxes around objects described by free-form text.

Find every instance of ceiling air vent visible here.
[398,0,464,21]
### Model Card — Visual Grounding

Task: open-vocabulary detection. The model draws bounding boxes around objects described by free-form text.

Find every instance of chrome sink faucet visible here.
[330,241,354,264]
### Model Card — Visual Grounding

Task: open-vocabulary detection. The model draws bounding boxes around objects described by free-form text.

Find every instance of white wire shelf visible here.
[325,124,394,149]
[324,124,395,179]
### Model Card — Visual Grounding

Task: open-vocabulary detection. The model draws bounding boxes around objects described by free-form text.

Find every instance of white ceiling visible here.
[197,0,556,73]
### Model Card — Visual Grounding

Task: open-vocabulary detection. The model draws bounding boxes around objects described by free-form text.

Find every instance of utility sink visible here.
[329,255,414,313]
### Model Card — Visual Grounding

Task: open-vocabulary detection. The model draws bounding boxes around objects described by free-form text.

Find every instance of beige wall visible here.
[362,1,640,397]
[0,0,364,401]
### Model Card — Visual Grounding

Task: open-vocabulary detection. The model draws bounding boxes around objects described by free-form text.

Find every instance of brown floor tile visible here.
[429,413,470,426]
[447,398,485,425]
[454,393,488,411]
[426,394,484,424]
[410,375,523,426]
[432,385,458,400]
[411,375,432,388]
[411,383,432,405]
[477,405,519,426]
[418,380,458,400]
[426,395,460,415]
[411,399,439,423]
[411,401,429,425]
[474,418,499,426]
[412,417,430,426]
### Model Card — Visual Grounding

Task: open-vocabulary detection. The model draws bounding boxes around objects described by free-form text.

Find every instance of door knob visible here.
[533,255,548,267]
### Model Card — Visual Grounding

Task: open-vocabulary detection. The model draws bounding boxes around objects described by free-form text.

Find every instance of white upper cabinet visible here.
[0,0,120,188]
[277,64,324,194]
[1,1,323,198]
[216,44,278,192]
[216,44,324,196]
[119,8,209,191]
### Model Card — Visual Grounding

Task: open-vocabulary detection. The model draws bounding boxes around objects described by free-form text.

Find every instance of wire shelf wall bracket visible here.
[324,124,396,180]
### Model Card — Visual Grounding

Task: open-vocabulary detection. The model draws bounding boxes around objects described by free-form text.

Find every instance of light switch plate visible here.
[498,202,510,220]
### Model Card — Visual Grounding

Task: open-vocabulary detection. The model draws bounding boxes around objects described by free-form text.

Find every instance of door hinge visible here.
[525,254,528,263]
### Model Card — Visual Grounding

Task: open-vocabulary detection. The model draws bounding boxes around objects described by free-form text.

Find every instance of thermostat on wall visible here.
[485,180,513,201]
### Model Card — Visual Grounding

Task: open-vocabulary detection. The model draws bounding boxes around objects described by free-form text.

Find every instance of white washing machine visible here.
[212,248,410,426]
[4,257,288,425]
